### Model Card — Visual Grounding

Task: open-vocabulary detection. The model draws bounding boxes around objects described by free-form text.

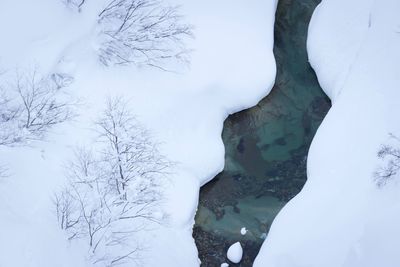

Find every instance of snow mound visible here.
[227,242,243,264]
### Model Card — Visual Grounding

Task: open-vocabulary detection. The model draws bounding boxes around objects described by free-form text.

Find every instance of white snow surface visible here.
[0,0,277,266]
[255,0,400,267]
[240,227,247,235]
[227,242,243,264]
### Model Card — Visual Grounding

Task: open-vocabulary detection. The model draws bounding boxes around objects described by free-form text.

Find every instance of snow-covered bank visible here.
[255,0,400,266]
[0,0,277,266]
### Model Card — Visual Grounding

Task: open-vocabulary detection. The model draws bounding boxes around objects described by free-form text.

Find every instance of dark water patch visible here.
[193,0,331,266]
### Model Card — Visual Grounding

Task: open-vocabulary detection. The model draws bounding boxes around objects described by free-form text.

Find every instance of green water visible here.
[193,0,331,266]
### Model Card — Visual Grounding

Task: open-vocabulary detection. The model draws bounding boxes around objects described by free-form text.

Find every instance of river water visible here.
[193,0,331,266]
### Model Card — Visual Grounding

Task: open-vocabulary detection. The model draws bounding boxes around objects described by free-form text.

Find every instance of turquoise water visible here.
[193,0,331,266]
[196,195,285,241]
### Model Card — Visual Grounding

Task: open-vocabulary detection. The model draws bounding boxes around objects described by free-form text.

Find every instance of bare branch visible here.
[97,0,193,68]
[374,134,400,187]
[0,69,77,146]
[55,96,171,265]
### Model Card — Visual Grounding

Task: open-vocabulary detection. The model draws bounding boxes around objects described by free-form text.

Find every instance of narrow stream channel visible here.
[193,0,331,266]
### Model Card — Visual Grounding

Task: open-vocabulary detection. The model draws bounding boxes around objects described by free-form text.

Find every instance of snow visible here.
[254,0,400,266]
[5,0,398,266]
[0,0,278,266]
[240,227,247,235]
[221,263,229,267]
[227,242,243,264]
[260,233,267,240]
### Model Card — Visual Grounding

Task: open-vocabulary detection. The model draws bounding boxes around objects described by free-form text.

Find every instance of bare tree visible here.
[97,0,193,68]
[55,146,138,264]
[60,0,193,69]
[54,185,81,234]
[55,97,170,266]
[95,97,169,203]
[0,88,21,146]
[374,134,400,187]
[0,69,76,146]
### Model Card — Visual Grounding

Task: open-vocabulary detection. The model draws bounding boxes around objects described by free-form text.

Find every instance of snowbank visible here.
[0,0,278,266]
[254,0,400,266]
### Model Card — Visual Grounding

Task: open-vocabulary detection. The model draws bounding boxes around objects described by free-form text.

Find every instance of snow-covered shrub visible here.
[55,97,170,266]
[97,0,193,68]
[0,69,76,146]
[374,134,400,187]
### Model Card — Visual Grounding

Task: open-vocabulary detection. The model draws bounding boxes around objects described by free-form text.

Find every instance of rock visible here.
[227,242,243,264]
[233,205,241,214]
